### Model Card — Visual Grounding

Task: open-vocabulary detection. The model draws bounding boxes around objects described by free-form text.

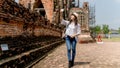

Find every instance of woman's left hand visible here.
[70,34,76,38]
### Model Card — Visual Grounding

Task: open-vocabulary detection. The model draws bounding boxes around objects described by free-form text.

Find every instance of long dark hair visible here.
[69,14,78,26]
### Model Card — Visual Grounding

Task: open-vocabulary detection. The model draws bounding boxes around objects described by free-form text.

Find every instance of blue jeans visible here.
[65,36,77,61]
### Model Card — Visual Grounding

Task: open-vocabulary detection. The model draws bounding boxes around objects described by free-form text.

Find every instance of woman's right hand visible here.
[60,9,64,12]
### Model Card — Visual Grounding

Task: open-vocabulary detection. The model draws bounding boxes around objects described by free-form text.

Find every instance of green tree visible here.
[118,27,120,34]
[94,25,101,34]
[102,24,109,38]
[90,25,101,38]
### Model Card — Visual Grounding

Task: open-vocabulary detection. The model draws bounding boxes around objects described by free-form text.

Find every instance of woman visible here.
[61,13,81,68]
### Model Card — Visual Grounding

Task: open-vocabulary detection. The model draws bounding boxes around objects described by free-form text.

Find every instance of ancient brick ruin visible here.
[19,0,54,23]
[0,0,61,37]
[0,0,63,67]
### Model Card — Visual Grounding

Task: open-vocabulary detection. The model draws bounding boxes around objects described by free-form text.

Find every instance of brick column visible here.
[41,0,53,23]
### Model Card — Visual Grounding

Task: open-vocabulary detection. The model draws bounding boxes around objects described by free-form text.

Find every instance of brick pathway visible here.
[32,42,120,68]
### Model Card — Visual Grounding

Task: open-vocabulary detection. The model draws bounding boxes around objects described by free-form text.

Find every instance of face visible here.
[70,15,75,20]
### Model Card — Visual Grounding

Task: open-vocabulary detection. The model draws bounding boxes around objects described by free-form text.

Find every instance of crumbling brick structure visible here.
[0,0,61,37]
[19,0,54,23]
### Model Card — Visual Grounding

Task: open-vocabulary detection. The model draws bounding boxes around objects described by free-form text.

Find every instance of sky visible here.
[75,0,120,30]
[15,0,120,30]
[15,0,19,3]
[96,0,120,30]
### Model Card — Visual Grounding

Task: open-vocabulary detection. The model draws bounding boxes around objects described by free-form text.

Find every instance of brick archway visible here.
[33,0,54,22]
[33,0,46,17]
[40,0,53,22]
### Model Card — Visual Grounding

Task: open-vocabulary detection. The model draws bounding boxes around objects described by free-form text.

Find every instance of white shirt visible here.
[61,19,81,37]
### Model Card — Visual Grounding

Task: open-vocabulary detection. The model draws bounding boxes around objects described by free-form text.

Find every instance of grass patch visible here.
[102,37,120,42]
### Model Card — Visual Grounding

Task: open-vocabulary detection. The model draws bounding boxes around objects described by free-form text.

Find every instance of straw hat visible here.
[72,12,79,17]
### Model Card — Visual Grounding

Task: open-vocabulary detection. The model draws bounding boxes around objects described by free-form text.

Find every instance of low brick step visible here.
[0,39,64,68]
[0,36,61,60]
[79,34,96,44]
[0,39,61,60]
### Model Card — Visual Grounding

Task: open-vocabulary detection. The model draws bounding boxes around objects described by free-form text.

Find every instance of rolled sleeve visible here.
[77,24,81,35]
[61,19,69,26]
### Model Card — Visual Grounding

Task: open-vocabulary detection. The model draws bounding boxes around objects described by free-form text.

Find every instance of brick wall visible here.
[0,20,23,37]
[0,19,61,38]
[0,0,61,38]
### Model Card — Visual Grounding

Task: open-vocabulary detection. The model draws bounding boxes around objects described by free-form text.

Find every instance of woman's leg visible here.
[65,36,72,68]
[71,38,77,66]
[65,36,72,61]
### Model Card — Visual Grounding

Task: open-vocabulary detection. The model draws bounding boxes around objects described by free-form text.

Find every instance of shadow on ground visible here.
[74,62,90,66]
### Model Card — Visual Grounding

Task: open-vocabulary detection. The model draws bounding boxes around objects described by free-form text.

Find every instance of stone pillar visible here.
[83,2,89,31]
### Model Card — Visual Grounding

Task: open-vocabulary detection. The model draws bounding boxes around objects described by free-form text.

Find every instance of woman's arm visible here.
[76,24,81,36]
[61,19,69,26]
[60,9,69,25]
